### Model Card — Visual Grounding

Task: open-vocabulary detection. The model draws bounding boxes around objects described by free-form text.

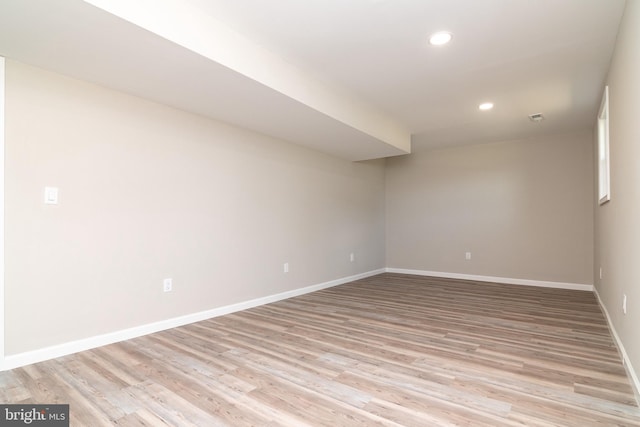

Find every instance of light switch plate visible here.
[44,187,59,204]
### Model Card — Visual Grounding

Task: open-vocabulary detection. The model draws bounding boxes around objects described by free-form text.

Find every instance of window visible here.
[598,86,610,205]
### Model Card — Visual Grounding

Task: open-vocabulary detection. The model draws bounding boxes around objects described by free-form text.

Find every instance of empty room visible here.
[1,0,639,425]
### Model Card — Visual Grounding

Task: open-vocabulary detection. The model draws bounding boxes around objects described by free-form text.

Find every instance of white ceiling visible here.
[0,0,626,159]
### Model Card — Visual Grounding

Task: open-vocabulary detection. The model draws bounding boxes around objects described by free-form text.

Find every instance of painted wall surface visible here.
[386,131,594,285]
[4,61,386,355]
[595,0,640,391]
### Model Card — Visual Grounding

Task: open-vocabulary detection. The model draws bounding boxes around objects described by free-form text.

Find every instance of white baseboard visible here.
[1,268,385,371]
[0,268,602,372]
[385,268,594,291]
[593,288,640,405]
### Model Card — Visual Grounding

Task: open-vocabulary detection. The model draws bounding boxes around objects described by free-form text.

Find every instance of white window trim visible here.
[598,86,611,205]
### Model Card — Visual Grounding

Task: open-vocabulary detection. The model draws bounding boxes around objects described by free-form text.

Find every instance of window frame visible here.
[598,86,611,205]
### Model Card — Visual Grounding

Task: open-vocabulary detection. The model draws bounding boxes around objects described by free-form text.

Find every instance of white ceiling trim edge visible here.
[83,0,411,157]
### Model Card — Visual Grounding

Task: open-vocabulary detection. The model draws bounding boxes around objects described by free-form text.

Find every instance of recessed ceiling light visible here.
[429,31,452,46]
[479,102,494,111]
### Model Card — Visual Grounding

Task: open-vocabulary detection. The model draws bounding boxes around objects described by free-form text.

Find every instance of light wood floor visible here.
[1,273,639,426]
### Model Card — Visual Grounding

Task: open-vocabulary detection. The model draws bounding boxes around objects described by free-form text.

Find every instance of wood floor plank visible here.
[1,273,639,426]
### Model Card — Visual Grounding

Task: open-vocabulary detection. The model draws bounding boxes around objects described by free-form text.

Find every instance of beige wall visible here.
[386,131,594,285]
[595,0,640,391]
[4,60,386,355]
[2,44,618,368]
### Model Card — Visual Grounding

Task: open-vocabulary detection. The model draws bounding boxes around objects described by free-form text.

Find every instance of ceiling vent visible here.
[528,113,545,122]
